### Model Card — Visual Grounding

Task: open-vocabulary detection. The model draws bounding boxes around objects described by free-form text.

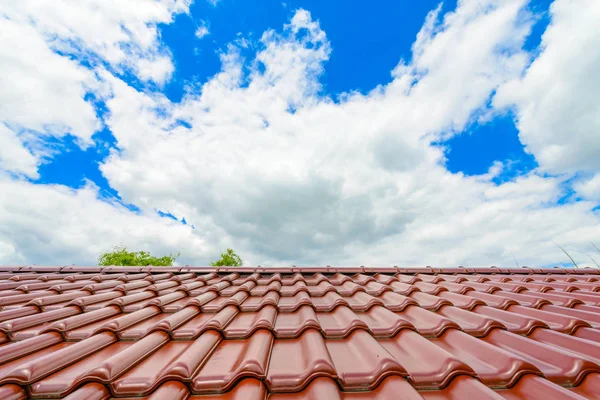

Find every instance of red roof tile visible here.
[0,266,599,398]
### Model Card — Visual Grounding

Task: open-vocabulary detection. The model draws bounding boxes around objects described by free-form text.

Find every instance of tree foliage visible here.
[98,245,179,266]
[210,248,242,267]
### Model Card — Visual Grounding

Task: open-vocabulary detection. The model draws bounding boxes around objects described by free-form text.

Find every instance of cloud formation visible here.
[0,0,599,267]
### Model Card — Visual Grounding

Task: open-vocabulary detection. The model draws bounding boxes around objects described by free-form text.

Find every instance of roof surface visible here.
[0,266,599,399]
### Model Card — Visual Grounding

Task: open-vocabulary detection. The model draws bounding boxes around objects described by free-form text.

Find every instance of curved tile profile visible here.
[61,382,110,400]
[379,329,476,389]
[528,328,600,365]
[436,306,505,337]
[0,332,63,365]
[240,291,279,311]
[310,292,349,312]
[0,332,116,385]
[145,381,190,400]
[377,291,417,311]
[189,378,267,400]
[483,329,600,386]
[274,306,319,338]
[29,341,133,397]
[277,292,312,312]
[192,330,273,393]
[431,329,541,388]
[570,373,600,399]
[437,291,485,310]
[420,376,506,399]
[171,307,238,340]
[472,305,548,335]
[0,384,27,400]
[266,329,337,392]
[0,267,599,398]
[397,305,460,337]
[409,292,452,311]
[268,377,342,400]
[345,292,383,312]
[326,330,407,390]
[499,374,589,400]
[356,305,415,338]
[224,306,277,339]
[317,306,368,338]
[506,305,591,334]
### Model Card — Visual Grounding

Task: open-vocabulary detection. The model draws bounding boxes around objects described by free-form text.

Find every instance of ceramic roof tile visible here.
[483,328,600,386]
[420,376,506,399]
[397,305,460,337]
[274,306,319,338]
[506,304,591,334]
[316,306,368,338]
[224,306,277,338]
[112,337,218,396]
[192,330,272,393]
[379,328,475,389]
[573,327,600,342]
[171,307,238,340]
[437,305,505,337]
[326,330,407,390]
[189,378,267,400]
[310,291,349,311]
[266,329,337,392]
[240,291,279,311]
[570,373,600,399]
[431,329,541,388]
[0,267,599,398]
[356,305,415,337]
[499,374,590,400]
[277,292,312,312]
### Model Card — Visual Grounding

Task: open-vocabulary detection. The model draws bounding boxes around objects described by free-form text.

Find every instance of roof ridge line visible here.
[0,265,598,275]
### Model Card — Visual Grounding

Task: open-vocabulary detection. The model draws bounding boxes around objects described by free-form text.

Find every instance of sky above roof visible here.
[0,0,599,268]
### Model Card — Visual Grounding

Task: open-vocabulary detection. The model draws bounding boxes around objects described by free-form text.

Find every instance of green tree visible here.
[210,248,242,267]
[98,245,179,266]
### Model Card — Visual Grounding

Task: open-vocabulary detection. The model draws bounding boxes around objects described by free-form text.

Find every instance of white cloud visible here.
[0,175,205,265]
[0,0,599,268]
[1,0,190,84]
[0,18,99,143]
[195,24,210,40]
[0,125,39,179]
[0,0,190,179]
[97,2,600,267]
[574,174,600,202]
[494,0,600,174]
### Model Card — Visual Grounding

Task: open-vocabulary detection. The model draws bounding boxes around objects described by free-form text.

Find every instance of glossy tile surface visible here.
[0,266,599,398]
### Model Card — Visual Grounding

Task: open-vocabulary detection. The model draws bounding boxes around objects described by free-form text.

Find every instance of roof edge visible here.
[1,265,598,275]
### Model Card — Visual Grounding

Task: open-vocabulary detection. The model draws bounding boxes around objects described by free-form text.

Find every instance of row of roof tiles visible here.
[0,269,599,399]
[1,326,600,397]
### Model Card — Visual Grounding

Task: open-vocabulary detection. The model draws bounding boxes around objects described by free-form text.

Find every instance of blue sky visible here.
[1,0,599,267]
[36,0,548,194]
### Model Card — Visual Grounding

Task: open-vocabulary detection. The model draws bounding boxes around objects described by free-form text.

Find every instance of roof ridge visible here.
[0,265,598,275]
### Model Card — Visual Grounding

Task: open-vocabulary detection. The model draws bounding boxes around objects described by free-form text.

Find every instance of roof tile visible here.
[326,330,406,390]
[316,306,368,338]
[0,267,597,398]
[379,328,475,389]
[266,329,337,392]
[192,330,272,393]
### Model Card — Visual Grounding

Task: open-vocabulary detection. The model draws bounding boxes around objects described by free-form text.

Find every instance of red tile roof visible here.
[0,265,599,399]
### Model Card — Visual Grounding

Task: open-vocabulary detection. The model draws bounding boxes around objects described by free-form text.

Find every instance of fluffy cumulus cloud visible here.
[494,0,600,174]
[0,0,599,267]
